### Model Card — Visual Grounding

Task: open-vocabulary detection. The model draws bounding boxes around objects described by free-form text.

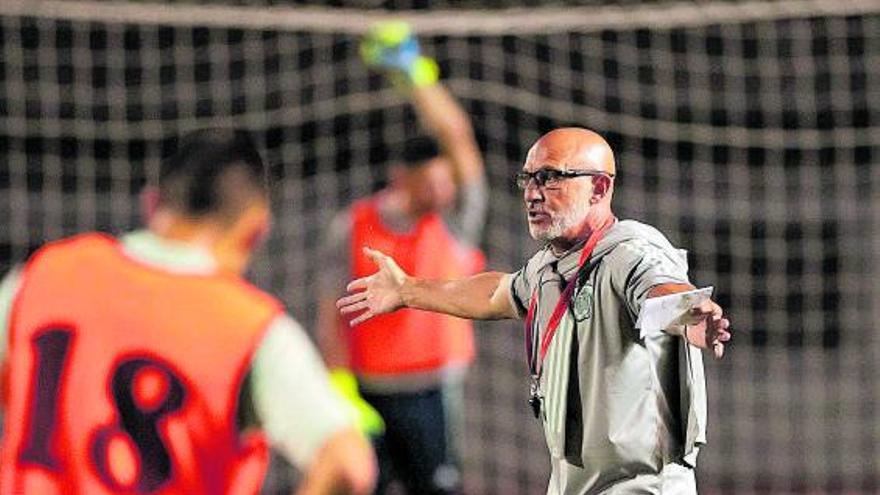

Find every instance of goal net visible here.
[0,1,878,492]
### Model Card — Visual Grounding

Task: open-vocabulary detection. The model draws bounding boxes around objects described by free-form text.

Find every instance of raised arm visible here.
[337,248,518,325]
[360,21,484,187]
[409,83,483,185]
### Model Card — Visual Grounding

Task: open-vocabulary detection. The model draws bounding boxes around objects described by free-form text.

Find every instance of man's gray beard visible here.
[528,196,592,243]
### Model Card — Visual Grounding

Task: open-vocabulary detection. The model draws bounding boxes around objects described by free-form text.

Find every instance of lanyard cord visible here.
[524,217,615,378]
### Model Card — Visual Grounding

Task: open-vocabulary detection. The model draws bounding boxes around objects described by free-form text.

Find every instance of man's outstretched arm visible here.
[337,248,518,325]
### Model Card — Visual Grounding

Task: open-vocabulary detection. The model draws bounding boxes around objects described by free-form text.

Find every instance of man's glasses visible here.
[515,168,614,190]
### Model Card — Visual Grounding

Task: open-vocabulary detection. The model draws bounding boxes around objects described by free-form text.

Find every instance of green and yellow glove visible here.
[329,368,385,437]
[360,20,439,88]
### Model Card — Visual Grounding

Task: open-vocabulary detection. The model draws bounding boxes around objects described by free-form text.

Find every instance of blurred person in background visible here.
[317,22,487,495]
[338,128,732,494]
[0,128,376,495]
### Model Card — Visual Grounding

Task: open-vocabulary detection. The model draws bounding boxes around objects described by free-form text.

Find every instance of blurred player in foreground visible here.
[339,128,732,494]
[317,22,486,495]
[0,128,376,494]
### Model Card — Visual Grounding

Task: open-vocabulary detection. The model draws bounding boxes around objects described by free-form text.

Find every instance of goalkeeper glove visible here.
[360,20,439,88]
[328,368,385,437]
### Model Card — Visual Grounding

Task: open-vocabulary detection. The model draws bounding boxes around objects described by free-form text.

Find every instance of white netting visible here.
[1,2,878,493]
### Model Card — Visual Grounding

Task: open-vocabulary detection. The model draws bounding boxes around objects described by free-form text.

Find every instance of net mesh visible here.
[1,2,878,493]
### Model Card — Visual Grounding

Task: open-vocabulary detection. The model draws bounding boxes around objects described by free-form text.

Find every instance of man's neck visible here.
[121,230,218,274]
[381,189,427,223]
[549,237,580,256]
[149,213,220,248]
[549,211,614,256]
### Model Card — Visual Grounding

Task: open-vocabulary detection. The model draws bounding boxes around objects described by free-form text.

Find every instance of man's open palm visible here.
[337,248,409,326]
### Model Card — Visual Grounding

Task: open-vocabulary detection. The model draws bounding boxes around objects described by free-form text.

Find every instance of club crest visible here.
[572,283,594,321]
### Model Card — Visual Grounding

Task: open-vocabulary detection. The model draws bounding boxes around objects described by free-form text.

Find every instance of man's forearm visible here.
[647,282,697,340]
[316,295,350,369]
[647,282,723,352]
[410,83,483,184]
[399,271,515,321]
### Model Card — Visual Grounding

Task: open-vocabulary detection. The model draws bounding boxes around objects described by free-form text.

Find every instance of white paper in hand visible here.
[635,287,714,339]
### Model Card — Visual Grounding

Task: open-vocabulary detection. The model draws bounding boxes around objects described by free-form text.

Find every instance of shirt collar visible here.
[120,230,218,274]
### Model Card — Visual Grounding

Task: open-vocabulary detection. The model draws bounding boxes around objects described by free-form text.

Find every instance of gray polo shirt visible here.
[508,220,707,494]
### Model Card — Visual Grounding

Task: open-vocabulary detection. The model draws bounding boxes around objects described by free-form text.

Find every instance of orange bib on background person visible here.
[346,197,485,376]
[0,233,282,495]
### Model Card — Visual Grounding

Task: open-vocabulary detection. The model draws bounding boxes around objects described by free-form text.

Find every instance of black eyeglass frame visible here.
[515,168,614,190]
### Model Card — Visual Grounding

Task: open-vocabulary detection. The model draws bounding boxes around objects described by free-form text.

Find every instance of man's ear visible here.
[233,203,272,253]
[590,175,613,203]
[213,202,271,275]
[140,186,160,225]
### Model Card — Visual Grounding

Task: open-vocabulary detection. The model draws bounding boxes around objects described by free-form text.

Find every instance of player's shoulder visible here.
[42,231,117,252]
[214,273,285,314]
[613,219,671,242]
[599,220,680,261]
[26,232,118,267]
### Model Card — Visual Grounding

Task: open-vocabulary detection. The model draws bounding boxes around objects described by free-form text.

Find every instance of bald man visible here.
[337,128,731,494]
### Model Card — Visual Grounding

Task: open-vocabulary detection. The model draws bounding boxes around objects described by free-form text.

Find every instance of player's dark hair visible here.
[400,135,442,168]
[158,128,267,219]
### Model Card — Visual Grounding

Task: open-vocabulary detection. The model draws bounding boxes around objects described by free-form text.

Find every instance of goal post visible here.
[0,2,877,492]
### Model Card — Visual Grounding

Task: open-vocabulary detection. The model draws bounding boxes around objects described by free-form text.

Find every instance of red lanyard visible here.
[524,217,615,378]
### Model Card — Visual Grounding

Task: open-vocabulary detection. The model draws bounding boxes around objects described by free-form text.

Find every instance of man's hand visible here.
[337,248,409,326]
[680,300,732,359]
[328,368,385,437]
[360,21,439,88]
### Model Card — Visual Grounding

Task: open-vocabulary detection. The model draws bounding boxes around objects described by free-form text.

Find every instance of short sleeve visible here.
[507,269,529,318]
[443,176,489,246]
[250,314,353,468]
[507,250,548,318]
[607,238,691,321]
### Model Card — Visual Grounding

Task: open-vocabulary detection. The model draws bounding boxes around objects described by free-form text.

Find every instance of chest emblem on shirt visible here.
[572,283,594,321]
